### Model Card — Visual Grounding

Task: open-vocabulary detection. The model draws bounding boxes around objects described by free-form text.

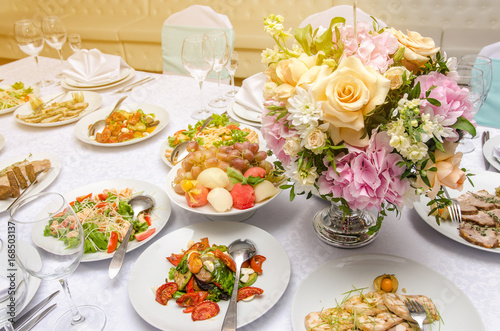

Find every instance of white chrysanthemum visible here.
[285,163,319,195]
[421,113,455,143]
[287,86,322,132]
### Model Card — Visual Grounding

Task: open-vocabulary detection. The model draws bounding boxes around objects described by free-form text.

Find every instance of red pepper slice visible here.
[186,276,195,293]
[237,287,264,302]
[250,255,266,274]
[155,282,178,305]
[144,213,151,226]
[166,253,184,267]
[107,232,118,253]
[213,249,236,272]
[191,300,220,321]
[76,193,92,203]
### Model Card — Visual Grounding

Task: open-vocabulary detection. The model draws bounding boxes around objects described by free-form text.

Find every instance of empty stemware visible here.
[204,30,230,108]
[181,35,215,119]
[458,54,492,103]
[225,50,239,98]
[14,19,54,88]
[10,192,106,331]
[68,34,81,52]
[41,16,68,79]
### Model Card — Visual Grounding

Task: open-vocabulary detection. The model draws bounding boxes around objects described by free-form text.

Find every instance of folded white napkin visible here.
[234,73,266,113]
[62,49,130,84]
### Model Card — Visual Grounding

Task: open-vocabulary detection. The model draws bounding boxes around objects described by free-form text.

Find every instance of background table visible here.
[0,57,499,331]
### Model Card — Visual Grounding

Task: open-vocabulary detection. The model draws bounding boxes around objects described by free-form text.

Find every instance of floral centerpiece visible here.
[260,14,476,246]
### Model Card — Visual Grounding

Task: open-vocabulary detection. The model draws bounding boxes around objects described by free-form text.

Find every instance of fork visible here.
[443,186,462,223]
[405,298,427,330]
[33,92,67,113]
[114,77,155,93]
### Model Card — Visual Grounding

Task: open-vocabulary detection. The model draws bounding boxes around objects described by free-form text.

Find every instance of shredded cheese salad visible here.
[44,188,156,254]
[0,82,35,110]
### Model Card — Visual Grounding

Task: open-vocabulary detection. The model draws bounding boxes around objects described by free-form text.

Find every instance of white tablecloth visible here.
[0,57,499,331]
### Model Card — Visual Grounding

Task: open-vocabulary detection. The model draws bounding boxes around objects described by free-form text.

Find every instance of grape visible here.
[184,172,194,180]
[254,151,267,162]
[191,150,204,164]
[174,183,185,195]
[177,167,186,177]
[230,158,247,171]
[218,145,231,154]
[242,141,251,150]
[217,152,229,162]
[258,160,273,173]
[227,149,240,161]
[205,157,219,168]
[186,141,199,153]
[233,142,245,152]
[182,157,193,171]
[249,143,259,154]
[217,160,229,171]
[207,145,217,153]
[191,166,203,179]
[241,149,255,162]
[173,175,182,184]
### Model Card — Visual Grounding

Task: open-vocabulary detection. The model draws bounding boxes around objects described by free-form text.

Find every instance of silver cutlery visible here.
[114,77,155,93]
[482,130,490,170]
[443,187,462,223]
[405,298,426,330]
[14,290,59,330]
[7,167,53,210]
[87,95,127,137]
[16,303,57,331]
[33,92,67,113]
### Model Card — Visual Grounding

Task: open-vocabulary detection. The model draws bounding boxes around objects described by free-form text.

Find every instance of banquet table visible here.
[0,56,499,331]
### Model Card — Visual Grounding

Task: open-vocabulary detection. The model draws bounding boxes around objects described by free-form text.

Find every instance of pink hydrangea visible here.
[261,100,297,167]
[415,72,476,128]
[318,132,409,211]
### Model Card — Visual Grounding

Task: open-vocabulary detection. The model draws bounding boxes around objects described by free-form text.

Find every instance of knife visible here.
[13,290,59,330]
[16,303,57,331]
[482,131,491,170]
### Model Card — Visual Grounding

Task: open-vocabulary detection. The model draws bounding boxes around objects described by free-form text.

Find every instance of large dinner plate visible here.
[0,152,62,213]
[291,253,484,331]
[13,91,102,127]
[482,134,500,172]
[61,179,171,262]
[160,123,267,168]
[61,69,136,91]
[0,133,4,152]
[64,67,132,88]
[227,101,262,128]
[74,102,170,147]
[128,221,291,330]
[413,170,500,254]
[232,102,262,123]
[0,85,41,115]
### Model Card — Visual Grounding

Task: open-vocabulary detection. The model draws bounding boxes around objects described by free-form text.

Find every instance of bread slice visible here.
[12,166,28,189]
[6,171,20,198]
[25,163,36,182]
[0,185,12,199]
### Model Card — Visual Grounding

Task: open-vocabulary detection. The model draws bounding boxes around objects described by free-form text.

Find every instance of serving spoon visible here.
[221,238,256,331]
[88,95,127,137]
[169,115,213,164]
[108,194,154,279]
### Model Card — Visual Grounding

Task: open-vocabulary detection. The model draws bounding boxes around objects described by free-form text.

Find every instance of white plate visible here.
[64,67,132,88]
[0,85,41,115]
[291,253,484,331]
[413,170,500,253]
[166,161,281,222]
[60,178,172,262]
[0,153,62,213]
[227,101,262,128]
[61,69,136,91]
[160,123,267,168]
[128,221,290,331]
[232,102,262,123]
[482,134,500,171]
[0,134,4,152]
[13,91,103,127]
[74,103,170,147]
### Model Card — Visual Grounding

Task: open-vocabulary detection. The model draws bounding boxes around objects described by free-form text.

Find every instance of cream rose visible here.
[384,66,410,90]
[390,28,440,70]
[303,125,328,154]
[416,141,466,199]
[283,137,301,156]
[311,56,390,147]
[274,53,317,99]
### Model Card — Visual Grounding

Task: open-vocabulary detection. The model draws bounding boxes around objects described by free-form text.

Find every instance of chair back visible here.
[475,42,500,128]
[161,5,235,79]
[299,5,387,29]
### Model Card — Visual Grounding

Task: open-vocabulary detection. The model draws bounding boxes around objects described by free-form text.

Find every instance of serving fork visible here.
[405,298,427,330]
[443,186,462,223]
[114,77,155,93]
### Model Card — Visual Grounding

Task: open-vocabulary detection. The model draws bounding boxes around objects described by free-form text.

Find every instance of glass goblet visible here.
[458,54,492,103]
[225,50,239,98]
[41,16,67,79]
[204,30,230,108]
[14,19,54,88]
[10,192,106,331]
[68,34,81,52]
[182,35,215,120]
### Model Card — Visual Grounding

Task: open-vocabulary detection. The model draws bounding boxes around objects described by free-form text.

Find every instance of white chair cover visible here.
[161,5,235,79]
[299,5,387,29]
[479,41,500,59]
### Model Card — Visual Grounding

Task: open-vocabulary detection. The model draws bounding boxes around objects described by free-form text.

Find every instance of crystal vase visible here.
[312,201,380,248]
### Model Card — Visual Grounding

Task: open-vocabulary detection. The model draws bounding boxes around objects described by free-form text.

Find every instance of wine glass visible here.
[458,54,492,103]
[225,50,239,98]
[41,16,67,79]
[68,34,81,52]
[14,19,54,88]
[204,30,230,108]
[10,192,106,331]
[0,239,28,331]
[182,35,215,120]
[456,65,484,153]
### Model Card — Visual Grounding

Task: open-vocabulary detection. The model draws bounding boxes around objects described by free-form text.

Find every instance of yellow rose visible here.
[274,53,317,99]
[417,141,466,199]
[311,56,390,147]
[384,66,410,90]
[390,28,440,71]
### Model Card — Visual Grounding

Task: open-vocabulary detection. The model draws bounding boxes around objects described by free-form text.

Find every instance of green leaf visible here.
[452,116,476,137]
[427,98,441,107]
[294,24,313,55]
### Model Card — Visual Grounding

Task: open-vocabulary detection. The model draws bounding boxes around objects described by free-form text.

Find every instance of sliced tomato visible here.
[191,300,220,321]
[176,291,208,307]
[107,232,118,253]
[95,201,108,209]
[183,306,195,313]
[98,193,108,200]
[167,253,184,267]
[135,228,155,241]
[187,237,210,252]
[76,193,92,203]
[187,251,203,274]
[144,213,152,226]
[213,249,236,272]
[155,282,178,305]
[226,124,240,130]
[52,208,69,218]
[250,255,266,274]
[186,276,195,293]
[241,260,250,268]
[237,287,264,302]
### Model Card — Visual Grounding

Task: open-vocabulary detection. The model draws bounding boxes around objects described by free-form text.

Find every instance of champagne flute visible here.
[10,192,106,331]
[458,54,492,103]
[41,16,67,79]
[225,51,239,97]
[68,34,81,52]
[456,65,484,153]
[182,35,215,120]
[204,30,230,108]
[14,19,54,88]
